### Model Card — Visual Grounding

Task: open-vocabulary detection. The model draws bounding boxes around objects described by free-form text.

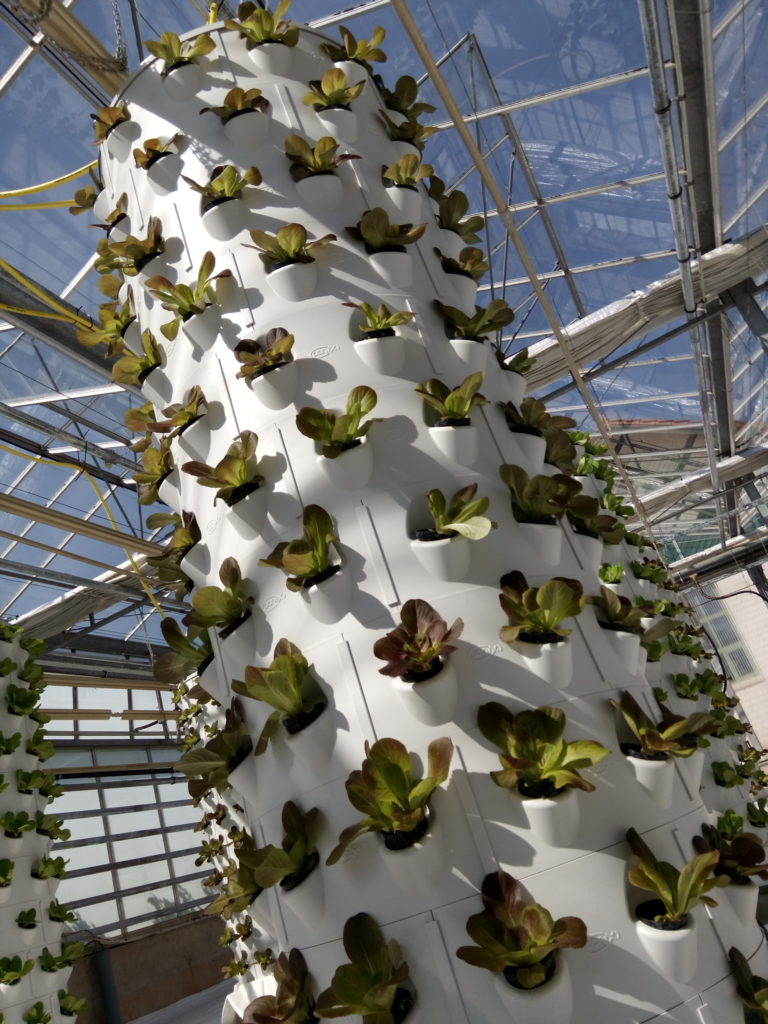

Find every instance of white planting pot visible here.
[409,534,471,582]
[266,261,317,302]
[299,566,352,624]
[248,361,299,410]
[228,486,269,542]
[635,913,697,983]
[522,786,580,847]
[368,249,412,289]
[494,956,573,1024]
[295,173,343,211]
[624,752,674,807]
[145,152,181,196]
[223,109,270,148]
[229,756,259,809]
[497,427,546,477]
[247,40,294,75]
[318,439,374,490]
[316,106,358,141]
[353,334,407,376]
[442,273,478,313]
[675,748,705,798]
[201,198,246,241]
[282,702,335,774]
[181,305,220,350]
[598,625,641,676]
[429,423,479,466]
[513,521,563,566]
[392,658,459,726]
[385,184,424,223]
[513,638,573,689]
[499,368,526,405]
[439,228,464,260]
[569,530,604,574]
[718,877,758,924]
[163,61,203,100]
[448,337,488,376]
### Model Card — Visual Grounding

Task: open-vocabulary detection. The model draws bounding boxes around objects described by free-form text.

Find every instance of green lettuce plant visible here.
[16,908,37,930]
[315,913,413,1023]
[144,30,215,74]
[456,870,587,988]
[175,707,253,797]
[343,300,415,337]
[478,702,609,798]
[377,74,435,121]
[499,396,575,437]
[23,1000,53,1023]
[132,133,184,171]
[246,223,336,271]
[0,858,14,887]
[58,991,89,1018]
[201,86,269,123]
[598,563,624,584]
[48,900,77,925]
[284,133,360,181]
[435,188,484,243]
[611,690,717,758]
[421,483,496,540]
[153,618,213,687]
[242,948,315,1024]
[182,163,262,211]
[326,736,453,864]
[232,638,326,755]
[495,344,535,377]
[111,328,162,387]
[319,24,387,69]
[131,441,173,506]
[434,298,514,341]
[728,946,768,1023]
[183,430,263,507]
[499,464,581,524]
[347,207,426,252]
[373,599,463,679]
[231,800,319,890]
[2,811,35,838]
[235,326,295,382]
[0,730,21,756]
[631,557,669,586]
[184,557,254,633]
[97,216,164,277]
[32,856,68,880]
[76,291,135,357]
[145,251,231,340]
[303,68,366,111]
[378,111,436,153]
[625,827,726,923]
[415,371,487,425]
[498,570,585,645]
[145,511,199,599]
[590,586,647,634]
[748,798,768,829]
[0,955,34,985]
[296,385,379,458]
[90,103,130,144]
[6,684,39,716]
[692,822,768,883]
[224,0,299,48]
[34,812,70,841]
[259,504,340,592]
[437,245,489,283]
[383,152,433,188]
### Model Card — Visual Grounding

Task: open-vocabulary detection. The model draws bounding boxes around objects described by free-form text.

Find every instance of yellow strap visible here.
[0,302,87,325]
[207,2,218,23]
[0,442,166,619]
[0,256,94,331]
[0,200,74,210]
[0,160,98,198]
